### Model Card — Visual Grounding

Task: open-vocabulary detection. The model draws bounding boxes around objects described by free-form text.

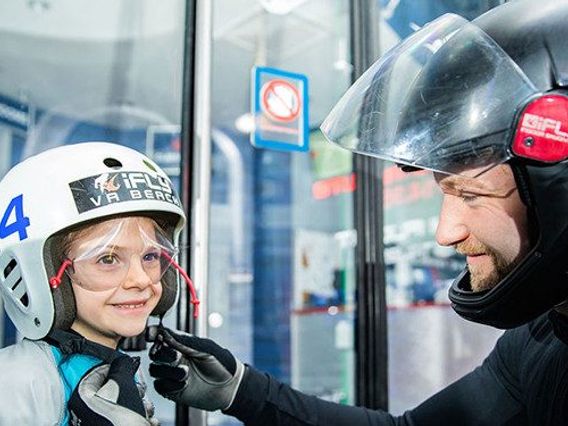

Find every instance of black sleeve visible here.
[226,334,525,426]
[225,365,407,426]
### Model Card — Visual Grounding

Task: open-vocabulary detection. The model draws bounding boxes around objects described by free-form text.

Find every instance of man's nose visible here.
[435,195,469,247]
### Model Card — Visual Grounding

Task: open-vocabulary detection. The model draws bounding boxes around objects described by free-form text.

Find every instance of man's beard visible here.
[455,240,519,292]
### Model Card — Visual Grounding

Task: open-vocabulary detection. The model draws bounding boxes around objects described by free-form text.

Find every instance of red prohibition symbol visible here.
[260,79,302,123]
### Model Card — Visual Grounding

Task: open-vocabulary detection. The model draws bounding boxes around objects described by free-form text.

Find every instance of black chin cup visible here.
[449,235,568,329]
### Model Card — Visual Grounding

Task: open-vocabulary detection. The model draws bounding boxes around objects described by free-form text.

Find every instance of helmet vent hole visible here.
[103,158,123,169]
[20,292,29,307]
[11,276,22,291]
[3,259,17,278]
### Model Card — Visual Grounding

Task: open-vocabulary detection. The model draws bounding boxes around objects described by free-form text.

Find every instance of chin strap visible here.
[45,329,122,364]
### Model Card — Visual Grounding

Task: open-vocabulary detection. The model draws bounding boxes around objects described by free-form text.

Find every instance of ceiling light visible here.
[234,112,255,134]
[259,0,307,15]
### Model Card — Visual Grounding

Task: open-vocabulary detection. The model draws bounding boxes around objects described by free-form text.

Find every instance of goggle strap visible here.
[48,255,201,319]
[161,252,200,319]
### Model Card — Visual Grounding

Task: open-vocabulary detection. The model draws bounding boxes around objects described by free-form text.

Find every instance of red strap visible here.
[48,255,200,319]
[161,252,200,319]
[48,259,73,289]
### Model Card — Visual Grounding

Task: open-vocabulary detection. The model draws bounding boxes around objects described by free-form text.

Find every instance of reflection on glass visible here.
[208,1,354,424]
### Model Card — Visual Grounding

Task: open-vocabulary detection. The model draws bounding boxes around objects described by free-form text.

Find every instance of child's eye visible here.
[97,254,118,265]
[143,251,161,262]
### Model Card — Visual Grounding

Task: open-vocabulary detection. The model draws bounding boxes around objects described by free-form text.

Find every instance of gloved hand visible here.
[68,355,159,426]
[147,325,245,411]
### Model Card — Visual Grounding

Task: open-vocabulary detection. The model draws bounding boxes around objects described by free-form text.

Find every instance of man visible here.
[148,0,568,424]
[434,164,530,295]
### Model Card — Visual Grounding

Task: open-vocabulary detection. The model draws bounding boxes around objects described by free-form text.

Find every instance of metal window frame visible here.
[350,0,389,411]
[177,0,208,425]
[179,0,389,422]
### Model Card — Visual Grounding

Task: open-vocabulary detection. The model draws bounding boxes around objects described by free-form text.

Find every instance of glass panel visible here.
[0,2,187,424]
[378,0,507,415]
[208,1,354,424]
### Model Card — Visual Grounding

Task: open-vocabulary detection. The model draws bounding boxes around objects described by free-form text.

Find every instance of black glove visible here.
[147,326,245,411]
[68,355,158,426]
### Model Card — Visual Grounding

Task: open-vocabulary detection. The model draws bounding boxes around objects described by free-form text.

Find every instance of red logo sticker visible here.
[512,94,568,162]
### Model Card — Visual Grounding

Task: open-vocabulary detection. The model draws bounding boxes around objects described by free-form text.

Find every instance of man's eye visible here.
[461,194,479,203]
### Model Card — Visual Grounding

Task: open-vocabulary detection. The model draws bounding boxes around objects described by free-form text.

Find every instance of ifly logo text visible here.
[521,113,568,143]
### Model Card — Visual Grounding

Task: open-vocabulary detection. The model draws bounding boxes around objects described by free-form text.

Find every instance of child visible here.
[0,142,196,425]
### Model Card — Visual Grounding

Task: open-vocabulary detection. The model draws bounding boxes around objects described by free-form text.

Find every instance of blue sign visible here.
[0,94,29,131]
[252,66,309,152]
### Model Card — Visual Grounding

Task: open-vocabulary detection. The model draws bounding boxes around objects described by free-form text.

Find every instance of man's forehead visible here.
[433,164,517,194]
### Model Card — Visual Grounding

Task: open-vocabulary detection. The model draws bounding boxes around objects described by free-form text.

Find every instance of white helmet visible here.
[0,142,186,339]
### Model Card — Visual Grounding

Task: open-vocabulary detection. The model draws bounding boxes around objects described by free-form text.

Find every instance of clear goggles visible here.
[49,217,199,317]
[321,14,539,177]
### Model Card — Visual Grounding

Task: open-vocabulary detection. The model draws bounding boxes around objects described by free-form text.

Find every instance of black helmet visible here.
[321,0,568,328]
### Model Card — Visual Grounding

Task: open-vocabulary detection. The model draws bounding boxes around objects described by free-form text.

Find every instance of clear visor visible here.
[65,217,177,292]
[321,14,539,177]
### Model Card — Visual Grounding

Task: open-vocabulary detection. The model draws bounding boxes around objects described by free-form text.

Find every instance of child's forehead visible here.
[69,216,159,249]
[82,216,156,235]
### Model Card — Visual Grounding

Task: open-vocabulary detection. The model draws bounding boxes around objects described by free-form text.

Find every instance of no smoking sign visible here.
[252,66,309,152]
[261,79,301,123]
